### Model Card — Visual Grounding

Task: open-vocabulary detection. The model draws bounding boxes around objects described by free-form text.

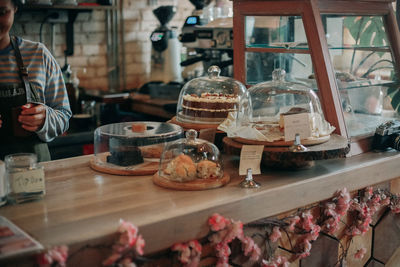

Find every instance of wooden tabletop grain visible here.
[0,151,399,255]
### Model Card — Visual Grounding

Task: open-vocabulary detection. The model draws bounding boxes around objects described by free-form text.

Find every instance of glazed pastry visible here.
[140,145,163,158]
[196,160,221,179]
[163,154,197,182]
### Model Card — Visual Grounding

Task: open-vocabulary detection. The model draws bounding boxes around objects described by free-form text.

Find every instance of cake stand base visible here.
[223,134,350,170]
[152,172,230,191]
[90,157,159,176]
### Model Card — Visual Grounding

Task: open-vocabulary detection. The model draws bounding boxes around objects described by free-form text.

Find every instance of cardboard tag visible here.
[239,145,264,175]
[10,169,45,194]
[284,113,312,141]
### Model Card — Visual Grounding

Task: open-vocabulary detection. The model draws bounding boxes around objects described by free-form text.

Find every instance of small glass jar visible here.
[5,153,45,204]
[0,160,6,207]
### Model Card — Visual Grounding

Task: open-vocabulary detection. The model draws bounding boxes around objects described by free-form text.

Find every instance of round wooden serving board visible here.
[152,172,230,191]
[224,134,350,169]
[233,135,330,147]
[90,157,159,176]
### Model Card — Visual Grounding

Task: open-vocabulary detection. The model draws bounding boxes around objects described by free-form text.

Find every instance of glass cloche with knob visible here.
[176,65,248,125]
[228,69,335,143]
[153,129,229,190]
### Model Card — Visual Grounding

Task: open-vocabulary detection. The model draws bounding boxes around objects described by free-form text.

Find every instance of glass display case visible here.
[91,122,183,175]
[233,0,400,155]
[176,65,248,125]
[158,129,223,182]
[235,68,335,143]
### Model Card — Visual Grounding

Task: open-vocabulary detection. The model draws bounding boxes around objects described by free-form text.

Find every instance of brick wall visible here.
[12,0,193,91]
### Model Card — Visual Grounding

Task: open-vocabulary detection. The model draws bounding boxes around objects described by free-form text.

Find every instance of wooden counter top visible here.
[0,151,400,256]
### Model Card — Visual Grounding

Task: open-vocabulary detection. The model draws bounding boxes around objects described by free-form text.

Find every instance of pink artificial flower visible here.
[365,187,373,199]
[118,220,138,248]
[135,235,145,255]
[296,238,312,259]
[269,226,282,242]
[171,243,190,263]
[250,244,261,262]
[300,211,314,232]
[322,217,340,234]
[262,256,289,267]
[241,236,261,261]
[307,225,321,241]
[287,216,300,231]
[335,188,351,216]
[209,213,230,232]
[354,247,367,259]
[37,245,69,267]
[171,240,202,267]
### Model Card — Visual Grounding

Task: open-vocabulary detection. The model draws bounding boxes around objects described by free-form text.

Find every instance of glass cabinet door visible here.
[245,16,313,84]
[322,14,399,138]
[243,14,400,139]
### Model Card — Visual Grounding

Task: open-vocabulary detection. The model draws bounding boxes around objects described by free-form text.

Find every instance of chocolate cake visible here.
[181,93,238,119]
[106,146,144,166]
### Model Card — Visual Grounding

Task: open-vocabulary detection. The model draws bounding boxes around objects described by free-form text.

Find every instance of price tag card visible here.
[239,145,264,175]
[284,113,312,141]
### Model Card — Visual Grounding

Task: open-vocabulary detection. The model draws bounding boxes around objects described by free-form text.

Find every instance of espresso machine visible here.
[180,0,234,78]
[150,5,182,84]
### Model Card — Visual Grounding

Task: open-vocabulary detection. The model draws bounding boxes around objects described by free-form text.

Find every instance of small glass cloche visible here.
[176,65,248,124]
[158,129,223,182]
[235,69,335,142]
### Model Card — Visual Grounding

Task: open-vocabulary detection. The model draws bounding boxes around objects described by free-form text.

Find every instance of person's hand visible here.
[18,103,46,132]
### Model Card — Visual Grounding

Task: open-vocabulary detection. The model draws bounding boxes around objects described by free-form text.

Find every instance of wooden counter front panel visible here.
[0,151,400,255]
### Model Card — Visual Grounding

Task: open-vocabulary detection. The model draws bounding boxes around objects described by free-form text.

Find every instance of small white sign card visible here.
[239,145,264,175]
[284,113,312,141]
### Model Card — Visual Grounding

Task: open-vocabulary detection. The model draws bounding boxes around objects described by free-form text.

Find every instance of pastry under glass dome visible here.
[93,121,183,167]
[232,69,335,143]
[176,65,248,124]
[158,129,223,182]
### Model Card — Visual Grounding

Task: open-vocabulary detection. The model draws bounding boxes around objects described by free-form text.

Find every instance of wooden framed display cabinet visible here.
[233,0,400,155]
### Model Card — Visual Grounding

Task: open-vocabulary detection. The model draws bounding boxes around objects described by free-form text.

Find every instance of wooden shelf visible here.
[21,3,116,11]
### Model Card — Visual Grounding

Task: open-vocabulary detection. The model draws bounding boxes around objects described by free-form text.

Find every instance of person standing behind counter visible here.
[0,0,71,162]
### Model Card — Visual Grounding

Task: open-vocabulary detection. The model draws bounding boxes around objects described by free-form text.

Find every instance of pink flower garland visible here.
[34,186,400,266]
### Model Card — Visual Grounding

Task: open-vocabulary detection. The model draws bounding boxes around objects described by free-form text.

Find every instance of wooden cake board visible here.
[153,172,230,191]
[224,134,350,169]
[233,135,330,147]
[90,156,159,176]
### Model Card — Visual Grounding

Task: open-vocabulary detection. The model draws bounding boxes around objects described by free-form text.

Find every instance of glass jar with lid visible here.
[176,65,248,125]
[153,129,229,190]
[235,69,335,143]
[5,153,45,204]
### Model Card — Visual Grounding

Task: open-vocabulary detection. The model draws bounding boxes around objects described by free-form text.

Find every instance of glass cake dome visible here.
[235,69,335,142]
[93,121,183,167]
[176,65,248,124]
[158,129,223,182]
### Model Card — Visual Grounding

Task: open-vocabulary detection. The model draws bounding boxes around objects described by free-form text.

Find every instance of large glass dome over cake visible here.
[93,122,183,168]
[234,69,335,143]
[158,129,223,182]
[176,65,248,124]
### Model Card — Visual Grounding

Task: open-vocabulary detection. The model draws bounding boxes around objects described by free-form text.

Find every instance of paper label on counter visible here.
[10,169,45,194]
[239,145,264,175]
[284,113,311,141]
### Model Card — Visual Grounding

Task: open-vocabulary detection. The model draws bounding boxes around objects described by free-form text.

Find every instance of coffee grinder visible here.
[150,5,182,83]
